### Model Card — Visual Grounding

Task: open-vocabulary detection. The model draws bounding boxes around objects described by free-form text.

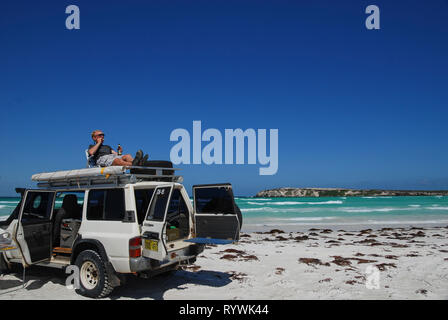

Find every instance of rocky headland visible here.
[255,187,448,198]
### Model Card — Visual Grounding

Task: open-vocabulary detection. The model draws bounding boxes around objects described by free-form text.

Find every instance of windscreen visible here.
[194,187,235,214]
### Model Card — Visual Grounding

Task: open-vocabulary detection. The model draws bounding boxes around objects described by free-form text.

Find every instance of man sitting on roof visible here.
[88,130,148,167]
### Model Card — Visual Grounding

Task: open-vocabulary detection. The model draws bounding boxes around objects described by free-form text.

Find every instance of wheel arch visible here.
[71,237,109,266]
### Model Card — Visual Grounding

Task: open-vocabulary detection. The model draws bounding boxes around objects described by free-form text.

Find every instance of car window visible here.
[194,187,235,214]
[55,191,85,210]
[87,189,126,221]
[134,189,155,224]
[167,189,188,217]
[21,191,54,223]
[146,187,171,221]
[166,188,189,226]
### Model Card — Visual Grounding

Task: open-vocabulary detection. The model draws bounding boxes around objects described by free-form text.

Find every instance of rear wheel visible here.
[75,250,115,298]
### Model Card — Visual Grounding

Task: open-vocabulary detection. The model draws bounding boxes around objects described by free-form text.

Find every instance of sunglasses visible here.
[96,133,105,137]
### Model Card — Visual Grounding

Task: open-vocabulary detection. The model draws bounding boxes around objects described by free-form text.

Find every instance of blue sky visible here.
[0,0,447,196]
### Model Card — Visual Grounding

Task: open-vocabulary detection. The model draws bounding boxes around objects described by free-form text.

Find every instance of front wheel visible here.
[75,250,115,298]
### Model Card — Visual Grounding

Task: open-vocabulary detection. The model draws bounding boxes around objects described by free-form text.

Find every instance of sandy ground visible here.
[1,226,448,300]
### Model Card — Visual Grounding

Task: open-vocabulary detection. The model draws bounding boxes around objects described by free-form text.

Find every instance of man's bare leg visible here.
[121,154,133,162]
[112,158,133,166]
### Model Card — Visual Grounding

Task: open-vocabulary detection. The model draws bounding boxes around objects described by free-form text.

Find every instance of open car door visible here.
[141,186,173,261]
[190,184,241,244]
[15,190,55,265]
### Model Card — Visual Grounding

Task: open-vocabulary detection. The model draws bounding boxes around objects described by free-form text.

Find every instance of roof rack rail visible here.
[31,166,182,188]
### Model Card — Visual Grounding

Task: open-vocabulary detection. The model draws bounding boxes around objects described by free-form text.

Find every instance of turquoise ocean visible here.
[2,196,448,232]
[235,196,448,232]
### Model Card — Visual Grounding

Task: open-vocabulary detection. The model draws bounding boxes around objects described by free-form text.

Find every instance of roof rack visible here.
[31,166,182,189]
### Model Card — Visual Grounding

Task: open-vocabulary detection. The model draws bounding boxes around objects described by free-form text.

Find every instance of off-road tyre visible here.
[131,160,173,176]
[75,250,115,298]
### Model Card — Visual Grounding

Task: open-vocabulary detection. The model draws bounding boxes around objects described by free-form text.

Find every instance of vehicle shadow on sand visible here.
[0,266,66,293]
[110,269,232,300]
[1,266,232,300]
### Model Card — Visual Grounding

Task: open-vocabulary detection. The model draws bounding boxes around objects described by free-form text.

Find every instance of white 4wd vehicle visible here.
[0,164,241,298]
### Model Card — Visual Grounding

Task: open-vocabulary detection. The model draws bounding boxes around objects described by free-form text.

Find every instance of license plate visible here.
[145,239,158,252]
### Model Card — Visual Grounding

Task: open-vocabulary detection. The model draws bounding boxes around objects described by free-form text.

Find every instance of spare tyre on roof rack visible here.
[130,160,174,175]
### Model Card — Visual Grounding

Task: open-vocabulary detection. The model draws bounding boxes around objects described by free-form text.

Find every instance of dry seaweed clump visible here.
[241,255,259,261]
[227,271,248,282]
[266,229,285,234]
[221,248,246,255]
[299,258,330,267]
[220,254,238,261]
[376,263,397,271]
[294,235,309,241]
[330,256,352,266]
[416,289,427,295]
[275,267,285,275]
[219,249,259,262]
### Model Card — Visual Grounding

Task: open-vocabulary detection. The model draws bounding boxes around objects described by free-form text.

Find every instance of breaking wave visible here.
[241,207,271,212]
[278,217,337,221]
[246,200,343,206]
[337,207,413,213]
[248,219,448,227]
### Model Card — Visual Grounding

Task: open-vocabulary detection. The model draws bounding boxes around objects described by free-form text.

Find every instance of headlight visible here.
[1,232,10,239]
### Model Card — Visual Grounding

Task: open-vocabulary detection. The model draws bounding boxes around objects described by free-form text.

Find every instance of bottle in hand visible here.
[117,144,122,156]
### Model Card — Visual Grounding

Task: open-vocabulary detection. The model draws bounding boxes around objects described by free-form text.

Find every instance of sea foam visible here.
[278,217,337,221]
[246,200,343,206]
[337,207,414,213]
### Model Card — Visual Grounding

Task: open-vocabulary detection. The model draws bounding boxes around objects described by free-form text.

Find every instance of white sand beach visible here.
[1,226,448,300]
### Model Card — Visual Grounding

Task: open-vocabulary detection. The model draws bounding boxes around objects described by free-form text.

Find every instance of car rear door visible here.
[141,186,172,261]
[192,184,240,243]
[15,190,55,265]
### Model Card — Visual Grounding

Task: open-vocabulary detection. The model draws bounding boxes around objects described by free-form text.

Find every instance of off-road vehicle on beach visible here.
[0,163,242,298]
